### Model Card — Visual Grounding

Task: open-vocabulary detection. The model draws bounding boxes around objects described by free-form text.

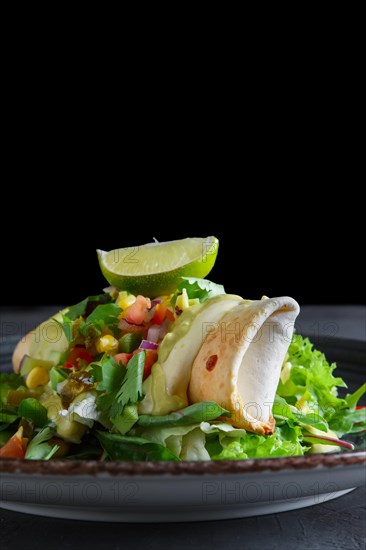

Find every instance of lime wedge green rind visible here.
[97,236,219,297]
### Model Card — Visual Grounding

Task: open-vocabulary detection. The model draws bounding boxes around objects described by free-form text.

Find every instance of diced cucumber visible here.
[118,332,143,353]
[50,366,70,391]
[20,355,54,376]
[111,404,138,434]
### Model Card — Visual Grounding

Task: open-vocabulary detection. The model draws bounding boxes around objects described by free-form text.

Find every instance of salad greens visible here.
[24,427,59,460]
[0,282,365,462]
[172,277,225,305]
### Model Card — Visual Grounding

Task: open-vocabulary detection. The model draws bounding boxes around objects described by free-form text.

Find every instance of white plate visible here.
[0,452,365,522]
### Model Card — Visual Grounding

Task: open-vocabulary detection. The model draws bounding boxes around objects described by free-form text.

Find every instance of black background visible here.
[2,64,362,307]
[2,174,361,307]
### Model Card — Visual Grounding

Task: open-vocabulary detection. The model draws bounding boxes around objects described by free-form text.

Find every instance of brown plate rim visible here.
[0,450,365,477]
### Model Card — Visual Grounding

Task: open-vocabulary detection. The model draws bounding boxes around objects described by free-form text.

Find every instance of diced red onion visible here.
[147,324,161,343]
[139,339,159,351]
[159,317,171,340]
[144,305,156,323]
[151,299,162,307]
[304,434,354,450]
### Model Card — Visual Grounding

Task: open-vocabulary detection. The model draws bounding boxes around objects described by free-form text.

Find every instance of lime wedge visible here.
[97,236,219,297]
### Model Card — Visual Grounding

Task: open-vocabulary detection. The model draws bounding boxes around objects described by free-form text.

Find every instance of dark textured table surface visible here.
[0,306,365,550]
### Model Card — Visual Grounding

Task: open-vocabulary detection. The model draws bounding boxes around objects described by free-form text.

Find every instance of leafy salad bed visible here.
[0,283,365,462]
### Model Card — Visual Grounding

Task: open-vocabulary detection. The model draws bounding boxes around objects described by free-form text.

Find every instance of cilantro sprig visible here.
[172,277,225,306]
[91,352,145,433]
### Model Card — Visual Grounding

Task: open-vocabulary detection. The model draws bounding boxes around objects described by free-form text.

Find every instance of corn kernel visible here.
[96,334,119,354]
[176,288,190,311]
[26,366,50,388]
[156,295,172,307]
[117,291,136,310]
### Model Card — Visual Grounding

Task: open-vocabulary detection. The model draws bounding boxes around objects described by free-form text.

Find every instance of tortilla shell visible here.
[12,312,69,373]
[188,296,300,435]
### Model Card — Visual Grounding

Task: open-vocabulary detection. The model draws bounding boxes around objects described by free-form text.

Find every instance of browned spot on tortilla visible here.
[262,415,276,435]
[206,354,218,371]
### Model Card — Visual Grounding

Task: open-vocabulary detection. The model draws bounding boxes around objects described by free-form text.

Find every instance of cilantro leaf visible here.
[116,352,145,407]
[66,294,113,320]
[53,313,73,343]
[91,356,126,393]
[111,404,139,435]
[93,353,143,421]
[25,427,59,460]
[79,303,122,337]
[66,297,89,320]
[96,390,119,414]
[173,277,225,304]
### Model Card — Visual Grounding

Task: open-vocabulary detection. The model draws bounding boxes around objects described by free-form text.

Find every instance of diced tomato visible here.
[153,303,175,325]
[114,353,133,366]
[126,295,151,325]
[152,304,165,324]
[143,349,158,380]
[114,349,157,378]
[118,319,148,338]
[356,406,366,410]
[66,346,93,368]
[64,361,74,369]
[165,309,175,322]
[153,303,165,325]
[0,428,26,459]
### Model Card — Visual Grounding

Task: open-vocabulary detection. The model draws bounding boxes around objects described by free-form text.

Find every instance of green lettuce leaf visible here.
[18,398,48,427]
[135,423,199,457]
[281,334,365,438]
[0,373,23,406]
[137,402,229,428]
[96,431,179,461]
[209,424,304,460]
[180,428,210,460]
[345,383,366,410]
[273,395,328,432]
[328,407,366,437]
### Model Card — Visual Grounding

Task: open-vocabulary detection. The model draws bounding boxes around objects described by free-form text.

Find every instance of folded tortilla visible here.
[188,296,300,434]
[12,311,69,373]
[159,294,244,400]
